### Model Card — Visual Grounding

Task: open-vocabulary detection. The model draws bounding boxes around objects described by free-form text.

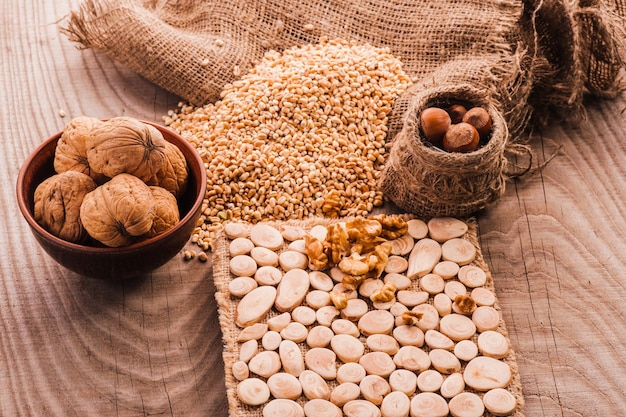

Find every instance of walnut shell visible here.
[146,186,180,238]
[146,141,188,198]
[86,117,167,182]
[34,170,97,243]
[80,173,156,247]
[53,116,108,183]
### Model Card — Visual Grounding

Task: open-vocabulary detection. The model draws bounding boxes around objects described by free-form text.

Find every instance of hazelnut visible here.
[442,122,480,153]
[446,104,467,124]
[420,107,451,146]
[462,107,492,139]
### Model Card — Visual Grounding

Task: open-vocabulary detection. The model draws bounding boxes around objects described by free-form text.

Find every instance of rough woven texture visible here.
[213,216,525,417]
[62,0,625,216]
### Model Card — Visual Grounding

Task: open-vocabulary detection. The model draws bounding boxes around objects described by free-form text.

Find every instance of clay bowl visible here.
[16,121,206,280]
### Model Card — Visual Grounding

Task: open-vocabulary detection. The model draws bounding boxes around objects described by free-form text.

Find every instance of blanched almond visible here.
[280,321,308,343]
[432,260,460,279]
[267,312,291,332]
[388,369,418,396]
[336,362,367,384]
[292,306,317,326]
[416,369,444,392]
[232,360,249,381]
[424,329,454,350]
[330,382,361,407]
[341,298,369,322]
[255,265,283,286]
[239,339,259,362]
[407,238,441,279]
[366,334,400,355]
[305,347,337,380]
[396,290,429,307]
[261,330,282,351]
[359,374,391,405]
[236,285,277,327]
[248,350,281,378]
[359,351,396,377]
[380,391,410,417]
[444,280,467,300]
[358,279,384,298]
[409,392,449,417]
[331,334,365,363]
[236,377,270,406]
[288,239,307,253]
[309,224,328,241]
[279,224,307,241]
[250,223,284,250]
[454,339,479,361]
[457,265,487,287]
[392,325,424,347]
[406,219,428,239]
[441,238,476,266]
[411,303,439,331]
[440,372,465,399]
[263,399,305,417]
[229,237,254,256]
[309,270,334,292]
[303,399,342,417]
[250,246,280,267]
[448,392,484,417]
[316,305,340,326]
[299,369,331,400]
[329,266,346,282]
[229,276,258,297]
[307,325,335,348]
[275,268,310,312]
[429,348,461,374]
[279,339,305,377]
[224,222,248,239]
[482,388,518,416]
[237,323,269,342]
[343,400,383,417]
[331,319,360,337]
[384,273,412,290]
[279,250,309,270]
[389,302,409,317]
[267,372,303,400]
[472,306,500,332]
[392,345,430,372]
[477,330,510,359]
[358,310,395,336]
[230,254,258,277]
[463,356,513,391]
[439,314,476,341]
[427,217,468,242]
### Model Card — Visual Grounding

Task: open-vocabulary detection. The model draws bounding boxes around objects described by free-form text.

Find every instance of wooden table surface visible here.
[2,1,626,416]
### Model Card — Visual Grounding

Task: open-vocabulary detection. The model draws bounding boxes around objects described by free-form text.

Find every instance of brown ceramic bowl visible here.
[16,121,207,280]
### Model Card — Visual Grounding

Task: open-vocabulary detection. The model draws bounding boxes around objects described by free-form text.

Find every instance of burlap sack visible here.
[62,0,625,217]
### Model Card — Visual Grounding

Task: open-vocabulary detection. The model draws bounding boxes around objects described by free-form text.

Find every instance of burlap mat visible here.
[213,216,525,417]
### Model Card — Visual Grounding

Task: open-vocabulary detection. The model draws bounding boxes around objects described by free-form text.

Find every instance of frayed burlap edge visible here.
[213,216,525,417]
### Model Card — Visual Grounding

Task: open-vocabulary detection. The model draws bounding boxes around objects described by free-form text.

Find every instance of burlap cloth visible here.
[212,216,524,417]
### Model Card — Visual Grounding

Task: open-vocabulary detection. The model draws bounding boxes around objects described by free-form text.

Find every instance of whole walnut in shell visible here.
[146,141,188,198]
[86,117,167,182]
[146,186,180,238]
[80,173,156,247]
[34,170,97,243]
[54,116,108,184]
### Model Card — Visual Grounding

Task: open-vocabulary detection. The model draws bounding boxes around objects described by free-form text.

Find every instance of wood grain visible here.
[1,0,626,416]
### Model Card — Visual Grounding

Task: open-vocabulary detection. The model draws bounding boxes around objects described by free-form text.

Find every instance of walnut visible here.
[368,214,408,240]
[370,282,397,303]
[329,290,348,309]
[80,173,156,247]
[86,117,167,182]
[326,222,351,265]
[366,241,393,278]
[454,294,477,315]
[53,116,108,184]
[146,141,188,198]
[145,186,180,238]
[304,234,328,270]
[321,190,342,218]
[339,252,370,276]
[400,311,423,326]
[346,217,383,240]
[341,274,365,291]
[34,170,97,243]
